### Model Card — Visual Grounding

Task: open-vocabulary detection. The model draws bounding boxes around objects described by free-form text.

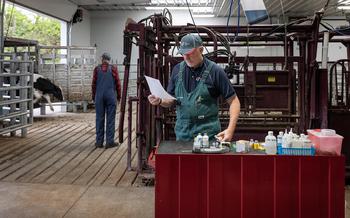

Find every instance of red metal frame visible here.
[117,11,350,173]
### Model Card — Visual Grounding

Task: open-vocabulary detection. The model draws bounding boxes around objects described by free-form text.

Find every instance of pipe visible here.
[321,31,329,69]
[127,96,138,171]
[0,0,5,53]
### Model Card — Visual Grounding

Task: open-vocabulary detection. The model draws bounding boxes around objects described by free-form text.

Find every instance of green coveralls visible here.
[174,60,221,141]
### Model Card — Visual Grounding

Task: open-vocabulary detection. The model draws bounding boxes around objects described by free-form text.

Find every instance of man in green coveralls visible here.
[148,34,240,142]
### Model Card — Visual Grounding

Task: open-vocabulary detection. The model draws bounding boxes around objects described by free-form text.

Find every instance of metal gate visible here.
[328,59,350,168]
[329,59,350,109]
[0,53,34,137]
[39,46,96,103]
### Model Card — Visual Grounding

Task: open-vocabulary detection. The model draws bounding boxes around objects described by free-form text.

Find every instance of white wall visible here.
[316,18,349,62]
[71,8,91,47]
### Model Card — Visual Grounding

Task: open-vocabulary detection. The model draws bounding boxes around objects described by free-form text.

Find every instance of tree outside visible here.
[4,4,61,46]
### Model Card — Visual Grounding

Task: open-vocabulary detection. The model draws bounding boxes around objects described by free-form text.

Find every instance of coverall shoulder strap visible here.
[201,60,214,81]
[178,61,186,82]
[107,64,112,72]
[97,65,102,72]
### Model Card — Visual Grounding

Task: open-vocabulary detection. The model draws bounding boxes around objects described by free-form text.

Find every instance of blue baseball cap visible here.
[178,34,203,55]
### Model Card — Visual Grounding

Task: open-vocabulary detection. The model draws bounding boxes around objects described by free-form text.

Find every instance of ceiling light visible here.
[145,6,213,13]
[150,0,208,3]
[193,14,215,17]
[338,6,350,9]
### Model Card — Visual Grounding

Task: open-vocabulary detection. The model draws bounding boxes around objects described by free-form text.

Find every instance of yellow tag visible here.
[267,76,276,83]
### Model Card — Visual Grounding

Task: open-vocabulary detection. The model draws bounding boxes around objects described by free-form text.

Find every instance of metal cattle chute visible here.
[118,11,339,173]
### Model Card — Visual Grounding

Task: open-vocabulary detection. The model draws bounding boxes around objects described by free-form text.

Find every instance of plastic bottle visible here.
[303,135,313,148]
[286,129,294,148]
[193,135,201,152]
[254,140,260,150]
[196,133,203,148]
[277,131,283,154]
[249,139,254,151]
[202,133,209,148]
[265,131,277,154]
[236,140,245,153]
[291,134,301,148]
[282,129,288,148]
[299,134,306,148]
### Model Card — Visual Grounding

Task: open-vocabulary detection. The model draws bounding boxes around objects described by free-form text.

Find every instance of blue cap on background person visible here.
[101,52,111,61]
[177,34,203,55]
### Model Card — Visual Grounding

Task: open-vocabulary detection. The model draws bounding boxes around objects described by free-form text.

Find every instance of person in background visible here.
[148,33,240,142]
[92,52,121,148]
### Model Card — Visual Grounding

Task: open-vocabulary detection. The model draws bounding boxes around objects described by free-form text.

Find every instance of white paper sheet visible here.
[145,76,176,100]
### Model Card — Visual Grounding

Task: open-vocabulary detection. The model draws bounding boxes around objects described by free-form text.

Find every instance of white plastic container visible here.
[291,134,302,148]
[236,140,246,153]
[282,129,288,148]
[202,133,209,148]
[303,135,313,148]
[196,133,203,148]
[193,134,201,151]
[287,129,294,147]
[277,131,283,150]
[249,139,254,151]
[265,131,277,154]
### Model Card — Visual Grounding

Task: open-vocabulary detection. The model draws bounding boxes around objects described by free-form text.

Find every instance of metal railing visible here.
[39,46,96,102]
[0,53,34,137]
[329,59,350,109]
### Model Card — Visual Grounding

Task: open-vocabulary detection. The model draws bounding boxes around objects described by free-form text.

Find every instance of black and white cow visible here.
[33,74,64,111]
[2,69,63,111]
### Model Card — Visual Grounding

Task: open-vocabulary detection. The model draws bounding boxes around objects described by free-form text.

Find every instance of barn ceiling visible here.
[71,0,347,17]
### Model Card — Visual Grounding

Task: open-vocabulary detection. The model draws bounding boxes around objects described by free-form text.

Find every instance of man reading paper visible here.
[148,34,240,142]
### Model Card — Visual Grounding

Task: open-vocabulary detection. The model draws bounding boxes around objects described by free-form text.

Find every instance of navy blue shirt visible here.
[167,58,236,100]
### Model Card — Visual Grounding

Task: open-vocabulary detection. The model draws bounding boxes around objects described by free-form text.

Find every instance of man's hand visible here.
[148,95,161,106]
[216,129,234,142]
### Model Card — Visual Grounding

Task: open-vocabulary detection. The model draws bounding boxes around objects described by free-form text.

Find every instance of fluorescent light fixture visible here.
[338,6,350,9]
[193,14,215,17]
[151,0,203,3]
[145,6,214,13]
[338,0,350,4]
[338,0,350,9]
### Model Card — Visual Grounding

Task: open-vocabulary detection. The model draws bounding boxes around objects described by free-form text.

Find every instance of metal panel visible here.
[0,53,33,137]
[39,46,96,102]
[208,155,241,218]
[156,151,345,218]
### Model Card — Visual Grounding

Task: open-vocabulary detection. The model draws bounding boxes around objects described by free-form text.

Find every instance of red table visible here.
[155,141,345,218]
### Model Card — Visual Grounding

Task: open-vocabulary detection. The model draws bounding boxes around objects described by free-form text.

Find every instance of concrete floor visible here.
[0,111,155,218]
[0,182,154,218]
[0,112,348,217]
[0,182,350,217]
[346,187,350,218]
